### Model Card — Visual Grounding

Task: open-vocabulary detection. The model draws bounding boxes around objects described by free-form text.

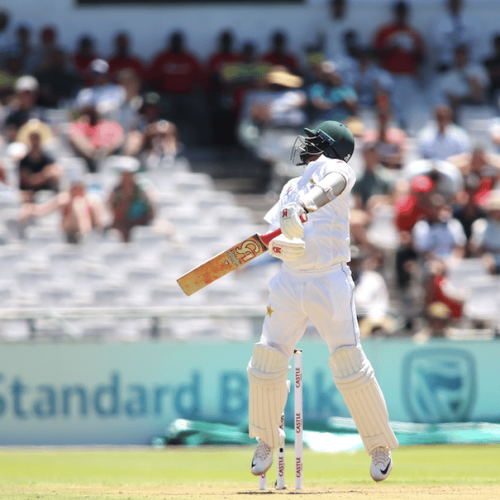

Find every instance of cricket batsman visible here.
[247,120,398,481]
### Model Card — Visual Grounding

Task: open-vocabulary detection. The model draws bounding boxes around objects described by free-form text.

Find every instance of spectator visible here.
[469,190,500,274]
[207,30,241,145]
[35,25,65,75]
[423,258,466,321]
[349,245,394,338]
[447,147,500,206]
[147,31,207,144]
[20,167,107,244]
[138,119,184,171]
[319,0,357,62]
[412,193,467,264]
[9,21,38,75]
[362,105,406,169]
[3,75,45,143]
[452,172,487,255]
[412,194,467,265]
[307,60,358,125]
[0,10,12,64]
[261,31,301,76]
[16,118,62,200]
[372,1,425,129]
[71,35,97,84]
[36,48,82,108]
[438,43,490,114]
[413,301,455,340]
[107,32,145,82]
[352,140,395,211]
[112,68,144,138]
[75,58,125,117]
[417,104,471,160]
[350,47,394,110]
[482,33,500,104]
[67,104,124,173]
[108,156,156,242]
[430,0,481,72]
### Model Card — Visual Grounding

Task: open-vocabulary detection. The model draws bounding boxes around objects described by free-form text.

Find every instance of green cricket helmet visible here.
[291,120,355,165]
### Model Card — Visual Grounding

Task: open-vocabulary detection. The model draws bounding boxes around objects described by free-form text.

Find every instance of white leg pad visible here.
[329,345,399,454]
[247,343,290,449]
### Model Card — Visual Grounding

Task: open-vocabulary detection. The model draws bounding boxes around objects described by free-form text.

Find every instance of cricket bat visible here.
[177,227,282,296]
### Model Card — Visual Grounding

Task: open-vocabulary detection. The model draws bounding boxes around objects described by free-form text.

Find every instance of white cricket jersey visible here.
[265,155,356,273]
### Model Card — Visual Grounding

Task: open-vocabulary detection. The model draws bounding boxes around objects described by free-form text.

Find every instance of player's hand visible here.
[269,234,306,262]
[280,203,307,239]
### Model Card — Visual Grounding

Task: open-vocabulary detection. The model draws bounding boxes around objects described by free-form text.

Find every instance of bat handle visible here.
[260,228,282,247]
[260,215,307,247]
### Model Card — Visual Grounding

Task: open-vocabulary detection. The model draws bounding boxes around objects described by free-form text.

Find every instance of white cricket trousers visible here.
[260,262,361,360]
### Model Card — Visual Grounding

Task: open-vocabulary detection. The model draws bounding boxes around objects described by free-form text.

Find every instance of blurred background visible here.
[0,0,499,448]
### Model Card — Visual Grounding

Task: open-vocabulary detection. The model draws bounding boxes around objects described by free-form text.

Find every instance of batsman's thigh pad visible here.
[247,343,290,449]
[329,345,398,454]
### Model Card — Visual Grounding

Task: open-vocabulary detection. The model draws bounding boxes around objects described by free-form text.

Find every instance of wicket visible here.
[258,349,303,491]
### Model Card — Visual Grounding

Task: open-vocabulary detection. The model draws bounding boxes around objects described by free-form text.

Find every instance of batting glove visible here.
[280,203,307,240]
[269,234,306,262]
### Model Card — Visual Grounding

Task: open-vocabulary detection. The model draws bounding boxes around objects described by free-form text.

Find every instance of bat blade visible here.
[177,229,279,296]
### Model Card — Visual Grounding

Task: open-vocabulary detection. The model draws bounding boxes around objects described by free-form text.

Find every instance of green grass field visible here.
[0,444,499,499]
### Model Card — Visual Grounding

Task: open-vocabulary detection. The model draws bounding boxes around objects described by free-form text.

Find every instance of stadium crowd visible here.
[1,0,500,340]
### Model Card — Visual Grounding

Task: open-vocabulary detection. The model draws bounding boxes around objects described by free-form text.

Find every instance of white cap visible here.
[15,75,39,92]
[108,155,140,173]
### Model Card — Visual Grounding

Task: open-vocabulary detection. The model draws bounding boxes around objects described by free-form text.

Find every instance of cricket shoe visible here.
[250,429,285,476]
[370,447,392,482]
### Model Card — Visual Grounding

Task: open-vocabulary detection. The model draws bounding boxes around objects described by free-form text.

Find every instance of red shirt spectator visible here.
[394,175,434,231]
[107,32,146,81]
[373,1,425,76]
[261,31,301,76]
[148,31,206,94]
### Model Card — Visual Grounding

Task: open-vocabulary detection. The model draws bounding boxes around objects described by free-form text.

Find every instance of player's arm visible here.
[280,171,347,239]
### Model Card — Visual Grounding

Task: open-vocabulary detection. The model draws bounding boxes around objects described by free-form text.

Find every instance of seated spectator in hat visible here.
[36,48,82,108]
[307,60,358,125]
[108,156,156,242]
[16,118,62,200]
[20,166,107,244]
[3,75,45,143]
[362,105,406,169]
[417,103,471,161]
[75,58,125,118]
[107,32,146,82]
[469,190,500,274]
[438,43,490,114]
[67,104,124,173]
[261,31,302,76]
[71,35,98,85]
